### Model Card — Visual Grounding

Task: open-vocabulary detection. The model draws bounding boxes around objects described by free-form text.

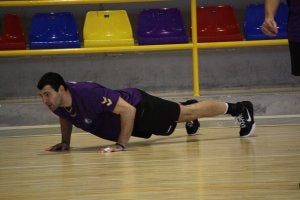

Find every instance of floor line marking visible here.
[0,153,299,170]
[1,114,300,131]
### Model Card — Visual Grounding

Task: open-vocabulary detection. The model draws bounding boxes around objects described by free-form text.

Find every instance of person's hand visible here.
[261,18,278,36]
[47,143,70,151]
[98,143,125,153]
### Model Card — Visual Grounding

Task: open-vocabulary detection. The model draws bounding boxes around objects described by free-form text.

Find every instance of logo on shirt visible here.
[84,118,93,124]
[101,97,112,106]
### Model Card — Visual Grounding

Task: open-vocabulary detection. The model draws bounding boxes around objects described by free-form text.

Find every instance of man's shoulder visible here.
[67,81,101,88]
[67,81,106,93]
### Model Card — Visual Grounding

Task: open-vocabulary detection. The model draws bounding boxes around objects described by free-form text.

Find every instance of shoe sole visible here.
[240,123,256,138]
[187,130,200,136]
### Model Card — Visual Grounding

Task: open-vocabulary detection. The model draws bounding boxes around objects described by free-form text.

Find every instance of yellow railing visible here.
[0,40,288,56]
[197,39,288,49]
[191,0,199,96]
[0,0,168,7]
[0,44,193,56]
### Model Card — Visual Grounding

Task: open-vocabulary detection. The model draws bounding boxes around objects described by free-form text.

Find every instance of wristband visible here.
[115,143,125,150]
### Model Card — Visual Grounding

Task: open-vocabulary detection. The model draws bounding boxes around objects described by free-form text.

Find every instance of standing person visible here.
[37,72,255,153]
[261,0,300,81]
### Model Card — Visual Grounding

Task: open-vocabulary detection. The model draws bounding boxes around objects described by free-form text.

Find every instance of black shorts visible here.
[132,90,180,139]
[289,41,300,76]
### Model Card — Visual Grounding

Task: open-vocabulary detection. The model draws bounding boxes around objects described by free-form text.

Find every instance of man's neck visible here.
[62,90,72,108]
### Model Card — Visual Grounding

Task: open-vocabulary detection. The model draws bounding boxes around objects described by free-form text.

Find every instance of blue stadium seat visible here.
[30,12,80,49]
[244,3,288,40]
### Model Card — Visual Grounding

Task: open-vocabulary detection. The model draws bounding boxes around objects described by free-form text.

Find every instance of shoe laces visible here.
[235,113,247,128]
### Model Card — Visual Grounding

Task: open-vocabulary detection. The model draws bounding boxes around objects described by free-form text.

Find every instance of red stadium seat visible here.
[0,14,26,50]
[196,5,243,42]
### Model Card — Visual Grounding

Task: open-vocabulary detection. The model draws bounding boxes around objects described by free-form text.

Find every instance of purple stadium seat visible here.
[137,8,188,45]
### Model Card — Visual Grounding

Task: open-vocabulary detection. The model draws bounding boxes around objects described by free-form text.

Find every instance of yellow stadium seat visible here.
[83,10,134,47]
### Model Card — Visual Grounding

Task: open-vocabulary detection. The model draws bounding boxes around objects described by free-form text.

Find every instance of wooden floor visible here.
[0,125,300,200]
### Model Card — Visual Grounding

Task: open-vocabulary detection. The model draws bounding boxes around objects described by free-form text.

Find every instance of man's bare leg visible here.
[177,101,227,122]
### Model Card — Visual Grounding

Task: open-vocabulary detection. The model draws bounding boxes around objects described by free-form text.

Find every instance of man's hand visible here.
[261,18,278,36]
[47,142,70,151]
[98,143,125,153]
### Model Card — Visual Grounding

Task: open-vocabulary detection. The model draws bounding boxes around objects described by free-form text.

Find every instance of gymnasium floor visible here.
[0,121,300,199]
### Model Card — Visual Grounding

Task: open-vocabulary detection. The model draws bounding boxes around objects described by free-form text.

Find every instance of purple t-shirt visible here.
[54,82,142,142]
[287,0,300,42]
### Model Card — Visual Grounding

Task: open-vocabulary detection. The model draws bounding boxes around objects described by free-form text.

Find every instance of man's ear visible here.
[58,85,65,93]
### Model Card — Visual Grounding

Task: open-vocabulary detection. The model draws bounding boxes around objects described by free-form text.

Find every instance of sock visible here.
[225,102,243,117]
[223,103,229,115]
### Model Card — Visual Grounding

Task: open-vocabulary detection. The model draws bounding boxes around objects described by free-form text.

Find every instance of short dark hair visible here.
[37,72,68,91]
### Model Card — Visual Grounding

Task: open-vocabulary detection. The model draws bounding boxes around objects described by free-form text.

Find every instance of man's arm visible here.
[60,117,73,145]
[47,117,72,151]
[261,0,281,36]
[98,97,136,153]
[114,97,136,147]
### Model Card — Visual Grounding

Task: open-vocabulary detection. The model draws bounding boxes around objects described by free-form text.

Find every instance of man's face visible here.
[38,85,63,111]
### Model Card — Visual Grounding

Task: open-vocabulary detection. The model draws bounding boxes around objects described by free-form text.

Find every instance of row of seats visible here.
[0,4,288,50]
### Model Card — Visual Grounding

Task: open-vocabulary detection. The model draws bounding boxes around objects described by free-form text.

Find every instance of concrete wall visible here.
[1,46,298,98]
